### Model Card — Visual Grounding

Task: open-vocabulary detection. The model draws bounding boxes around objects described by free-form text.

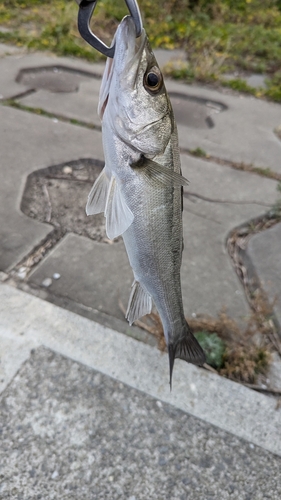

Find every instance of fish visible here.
[86,15,206,385]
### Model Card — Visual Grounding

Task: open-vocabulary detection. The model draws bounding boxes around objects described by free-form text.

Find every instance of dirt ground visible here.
[20,158,121,244]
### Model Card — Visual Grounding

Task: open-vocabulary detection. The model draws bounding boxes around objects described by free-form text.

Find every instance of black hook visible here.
[75,0,143,58]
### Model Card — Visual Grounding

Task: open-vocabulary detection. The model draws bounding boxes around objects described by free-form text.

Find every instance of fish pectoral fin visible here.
[131,157,189,187]
[86,167,110,215]
[168,321,206,388]
[105,176,134,239]
[126,280,152,325]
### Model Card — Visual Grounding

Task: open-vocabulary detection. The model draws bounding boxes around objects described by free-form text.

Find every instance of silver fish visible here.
[86,16,205,384]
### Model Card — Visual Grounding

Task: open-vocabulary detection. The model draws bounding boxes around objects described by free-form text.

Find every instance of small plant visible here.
[163,61,195,83]
[132,304,276,386]
[194,331,225,369]
[221,345,271,384]
[189,147,208,158]
[270,199,281,220]
[253,167,273,178]
[220,78,258,95]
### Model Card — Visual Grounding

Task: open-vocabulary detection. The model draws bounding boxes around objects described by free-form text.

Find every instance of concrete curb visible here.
[1,282,280,457]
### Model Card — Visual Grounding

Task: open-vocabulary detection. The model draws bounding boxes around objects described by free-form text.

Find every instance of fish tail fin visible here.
[168,321,206,389]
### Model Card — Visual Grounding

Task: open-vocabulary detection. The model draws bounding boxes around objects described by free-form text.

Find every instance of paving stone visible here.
[180,154,278,321]
[168,80,281,173]
[26,153,278,325]
[0,52,104,99]
[21,155,277,323]
[1,284,281,456]
[1,346,281,499]
[2,53,279,172]
[247,222,281,326]
[153,48,186,69]
[20,81,101,126]
[0,334,35,394]
[28,233,134,322]
[0,42,24,58]
[0,105,103,271]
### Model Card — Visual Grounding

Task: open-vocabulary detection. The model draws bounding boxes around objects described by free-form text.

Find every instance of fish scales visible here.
[86,15,205,384]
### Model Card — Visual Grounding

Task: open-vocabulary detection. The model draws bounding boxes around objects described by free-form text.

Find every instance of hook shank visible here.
[76,0,143,58]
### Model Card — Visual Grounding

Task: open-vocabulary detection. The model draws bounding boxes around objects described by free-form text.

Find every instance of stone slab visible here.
[20,81,101,126]
[247,222,281,326]
[1,345,281,500]
[28,233,134,322]
[180,154,278,320]
[3,52,280,173]
[26,154,278,324]
[0,334,35,394]
[0,105,103,271]
[0,43,24,59]
[167,80,281,173]
[0,52,104,100]
[153,48,186,69]
[0,283,281,459]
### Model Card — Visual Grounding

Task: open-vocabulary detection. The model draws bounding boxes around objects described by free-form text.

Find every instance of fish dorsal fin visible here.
[105,176,134,239]
[131,157,189,187]
[126,280,152,325]
[86,167,110,215]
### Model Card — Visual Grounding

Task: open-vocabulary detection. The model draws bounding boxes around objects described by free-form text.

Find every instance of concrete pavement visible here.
[0,47,281,497]
[1,285,281,498]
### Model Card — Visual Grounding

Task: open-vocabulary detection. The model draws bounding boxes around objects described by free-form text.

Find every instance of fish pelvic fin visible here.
[86,167,110,215]
[105,176,134,239]
[86,167,134,239]
[126,280,152,325]
[168,321,206,389]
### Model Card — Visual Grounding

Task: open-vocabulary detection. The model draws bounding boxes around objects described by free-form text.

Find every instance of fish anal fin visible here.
[105,177,134,239]
[126,280,152,325]
[131,156,188,187]
[86,167,110,215]
[169,322,206,388]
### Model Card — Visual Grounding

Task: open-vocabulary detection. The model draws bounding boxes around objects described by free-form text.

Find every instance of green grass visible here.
[189,147,208,158]
[0,1,281,101]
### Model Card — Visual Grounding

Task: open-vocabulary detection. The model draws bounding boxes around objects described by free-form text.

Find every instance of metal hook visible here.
[75,0,143,58]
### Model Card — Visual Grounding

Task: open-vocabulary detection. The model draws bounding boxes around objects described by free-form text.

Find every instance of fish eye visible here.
[144,67,163,93]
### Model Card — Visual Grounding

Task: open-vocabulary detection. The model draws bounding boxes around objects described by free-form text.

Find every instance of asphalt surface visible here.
[1,347,281,500]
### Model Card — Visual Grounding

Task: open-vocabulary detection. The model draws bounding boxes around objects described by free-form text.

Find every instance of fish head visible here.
[98,15,173,156]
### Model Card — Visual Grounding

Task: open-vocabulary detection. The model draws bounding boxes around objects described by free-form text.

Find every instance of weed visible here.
[194,331,225,369]
[220,345,271,384]
[270,199,281,220]
[220,78,258,95]
[1,1,281,100]
[163,61,195,83]
[189,147,208,158]
[136,306,275,385]
[252,167,274,178]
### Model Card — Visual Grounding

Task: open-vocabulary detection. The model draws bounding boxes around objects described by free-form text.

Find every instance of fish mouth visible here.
[98,16,146,119]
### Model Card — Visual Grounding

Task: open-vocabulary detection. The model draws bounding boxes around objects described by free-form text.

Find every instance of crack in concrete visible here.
[0,99,102,132]
[184,191,272,207]
[226,214,281,339]
[180,147,281,182]
[2,94,280,183]
[184,207,221,225]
